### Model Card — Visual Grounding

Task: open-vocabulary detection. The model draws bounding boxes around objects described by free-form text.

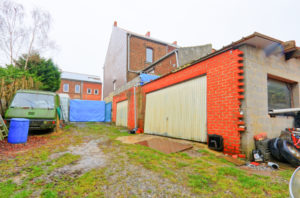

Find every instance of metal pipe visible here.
[134,85,137,129]
[269,108,300,114]
[127,33,139,74]
[175,50,179,67]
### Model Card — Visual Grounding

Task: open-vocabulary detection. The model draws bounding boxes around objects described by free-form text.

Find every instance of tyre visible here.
[278,140,300,167]
[269,138,286,162]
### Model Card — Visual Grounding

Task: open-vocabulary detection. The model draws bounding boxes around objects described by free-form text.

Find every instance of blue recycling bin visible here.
[8,118,30,144]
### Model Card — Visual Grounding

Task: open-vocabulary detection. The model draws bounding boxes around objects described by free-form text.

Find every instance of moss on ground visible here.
[0,123,294,197]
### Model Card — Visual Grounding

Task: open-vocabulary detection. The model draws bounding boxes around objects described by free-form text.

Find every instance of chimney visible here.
[113,21,117,27]
[172,41,177,45]
[145,31,150,37]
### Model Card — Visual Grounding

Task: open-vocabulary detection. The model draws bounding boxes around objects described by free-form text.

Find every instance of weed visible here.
[0,180,17,197]
[217,167,244,177]
[176,162,189,168]
[279,169,293,180]
[41,189,58,198]
[237,175,264,189]
[47,153,80,172]
[0,123,292,197]
[26,166,45,180]
[188,174,212,192]
[12,190,32,198]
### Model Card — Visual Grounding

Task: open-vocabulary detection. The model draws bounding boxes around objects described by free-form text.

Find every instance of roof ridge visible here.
[116,26,178,47]
[62,71,100,78]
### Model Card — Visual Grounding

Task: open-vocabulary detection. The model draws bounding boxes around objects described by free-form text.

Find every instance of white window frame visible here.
[75,84,80,93]
[146,47,153,63]
[87,88,92,94]
[63,84,69,92]
[94,89,99,95]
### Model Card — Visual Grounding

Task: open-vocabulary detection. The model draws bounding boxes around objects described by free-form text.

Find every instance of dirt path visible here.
[49,138,106,177]
[0,123,294,197]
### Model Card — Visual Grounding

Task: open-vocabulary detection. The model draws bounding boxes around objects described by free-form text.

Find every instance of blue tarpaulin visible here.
[140,74,159,85]
[69,100,105,122]
[105,102,112,122]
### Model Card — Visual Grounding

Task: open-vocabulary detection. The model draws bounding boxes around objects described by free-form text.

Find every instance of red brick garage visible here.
[113,49,244,155]
[139,49,244,155]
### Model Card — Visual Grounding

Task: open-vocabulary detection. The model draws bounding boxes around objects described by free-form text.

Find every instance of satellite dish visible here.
[290,167,300,198]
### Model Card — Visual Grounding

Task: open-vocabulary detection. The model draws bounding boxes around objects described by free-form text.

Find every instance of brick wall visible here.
[153,53,177,76]
[82,82,102,100]
[57,79,81,99]
[127,36,175,81]
[141,49,244,155]
[57,79,102,100]
[112,87,135,129]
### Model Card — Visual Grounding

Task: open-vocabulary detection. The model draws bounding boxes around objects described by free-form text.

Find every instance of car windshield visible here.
[10,93,55,109]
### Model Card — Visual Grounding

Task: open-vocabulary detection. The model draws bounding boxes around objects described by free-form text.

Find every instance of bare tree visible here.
[24,8,52,69]
[0,0,26,65]
[0,0,54,68]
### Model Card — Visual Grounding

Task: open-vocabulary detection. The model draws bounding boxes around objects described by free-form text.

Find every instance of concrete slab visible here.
[135,138,193,154]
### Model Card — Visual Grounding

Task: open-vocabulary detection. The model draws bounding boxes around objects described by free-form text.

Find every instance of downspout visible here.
[127,33,141,74]
[134,85,137,129]
[80,81,83,99]
[175,50,179,67]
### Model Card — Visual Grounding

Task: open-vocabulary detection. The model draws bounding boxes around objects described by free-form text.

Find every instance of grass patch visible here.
[279,169,293,180]
[217,167,244,177]
[47,153,80,172]
[0,123,292,197]
[188,174,212,193]
[12,190,32,198]
[176,162,189,168]
[197,149,210,155]
[41,189,58,198]
[0,180,17,197]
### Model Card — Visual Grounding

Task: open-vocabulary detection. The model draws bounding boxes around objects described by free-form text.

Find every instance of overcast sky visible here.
[16,0,300,80]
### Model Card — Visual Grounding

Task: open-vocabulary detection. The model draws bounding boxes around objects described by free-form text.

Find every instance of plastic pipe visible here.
[269,108,300,114]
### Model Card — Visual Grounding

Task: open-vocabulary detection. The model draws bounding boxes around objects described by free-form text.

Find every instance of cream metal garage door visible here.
[144,76,207,142]
[116,100,128,127]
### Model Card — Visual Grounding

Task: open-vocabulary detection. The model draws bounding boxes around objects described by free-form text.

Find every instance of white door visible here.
[144,76,207,142]
[116,100,128,127]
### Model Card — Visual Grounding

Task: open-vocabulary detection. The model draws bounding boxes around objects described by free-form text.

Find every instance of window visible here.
[146,47,153,63]
[11,93,55,109]
[87,88,92,94]
[113,80,116,91]
[63,84,69,92]
[75,85,80,93]
[268,78,292,110]
[94,89,99,95]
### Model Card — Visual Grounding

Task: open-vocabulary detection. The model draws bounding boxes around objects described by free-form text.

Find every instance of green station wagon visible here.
[5,90,59,130]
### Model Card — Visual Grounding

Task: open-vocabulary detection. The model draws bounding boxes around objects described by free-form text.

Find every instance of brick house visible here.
[103,21,212,99]
[112,32,300,158]
[57,71,102,100]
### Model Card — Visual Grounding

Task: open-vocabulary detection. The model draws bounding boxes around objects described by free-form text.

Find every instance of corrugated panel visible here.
[116,100,128,127]
[144,76,207,142]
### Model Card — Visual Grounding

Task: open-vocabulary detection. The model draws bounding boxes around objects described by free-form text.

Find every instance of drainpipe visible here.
[175,50,180,67]
[134,84,137,129]
[80,81,83,99]
[127,33,140,74]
